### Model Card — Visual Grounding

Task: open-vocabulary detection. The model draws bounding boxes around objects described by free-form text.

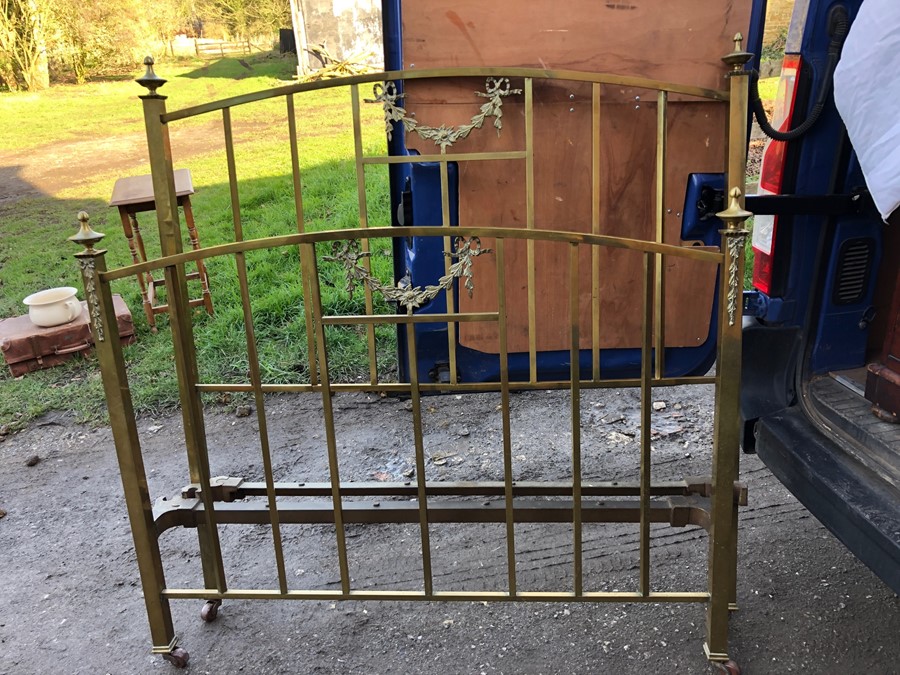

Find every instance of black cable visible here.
[750,6,849,142]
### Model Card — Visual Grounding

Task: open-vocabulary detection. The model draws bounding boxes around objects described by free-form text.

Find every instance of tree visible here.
[198,0,288,40]
[0,0,50,90]
[47,0,152,84]
[146,0,197,57]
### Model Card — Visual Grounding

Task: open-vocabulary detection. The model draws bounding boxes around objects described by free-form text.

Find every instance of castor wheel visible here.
[714,660,741,675]
[201,599,222,622]
[162,647,190,668]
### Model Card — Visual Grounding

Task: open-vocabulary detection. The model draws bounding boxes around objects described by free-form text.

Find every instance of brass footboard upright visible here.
[75,37,752,671]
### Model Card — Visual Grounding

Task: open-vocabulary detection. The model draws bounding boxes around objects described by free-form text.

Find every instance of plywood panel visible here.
[404,83,723,350]
[401,0,752,90]
[396,0,751,353]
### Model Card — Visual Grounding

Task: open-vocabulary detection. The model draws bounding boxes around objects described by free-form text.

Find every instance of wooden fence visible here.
[193,38,270,58]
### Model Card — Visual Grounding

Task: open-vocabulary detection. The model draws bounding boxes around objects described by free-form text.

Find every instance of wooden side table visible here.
[109,169,213,331]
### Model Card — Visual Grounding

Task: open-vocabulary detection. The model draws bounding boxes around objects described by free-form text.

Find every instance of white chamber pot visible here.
[23,287,83,327]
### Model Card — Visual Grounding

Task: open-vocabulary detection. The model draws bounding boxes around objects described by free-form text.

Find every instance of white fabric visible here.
[833,0,900,222]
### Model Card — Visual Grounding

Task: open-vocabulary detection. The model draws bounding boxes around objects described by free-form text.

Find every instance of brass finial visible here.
[716,187,752,230]
[69,211,105,251]
[136,56,167,97]
[722,33,753,74]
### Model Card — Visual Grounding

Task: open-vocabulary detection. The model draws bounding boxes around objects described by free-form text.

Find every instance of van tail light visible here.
[752,55,802,295]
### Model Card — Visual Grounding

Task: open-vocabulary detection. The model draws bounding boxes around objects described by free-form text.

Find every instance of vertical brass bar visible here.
[233,269,290,592]
[496,240,516,596]
[525,78,537,383]
[591,82,602,381]
[654,90,668,379]
[76,245,176,653]
[286,95,304,233]
[654,93,667,244]
[439,154,458,385]
[640,252,654,596]
[304,243,352,594]
[287,93,318,386]
[569,243,583,596]
[726,76,750,208]
[142,90,226,596]
[224,108,289,594]
[648,219,667,605]
[350,84,378,385]
[222,109,242,239]
[405,319,434,595]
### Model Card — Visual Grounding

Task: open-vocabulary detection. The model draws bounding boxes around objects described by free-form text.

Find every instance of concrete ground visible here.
[1,389,897,674]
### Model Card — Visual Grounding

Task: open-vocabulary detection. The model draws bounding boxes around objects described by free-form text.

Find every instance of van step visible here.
[811,375,900,484]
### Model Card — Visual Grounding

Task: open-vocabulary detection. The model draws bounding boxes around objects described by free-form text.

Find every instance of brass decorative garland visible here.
[366,78,523,150]
[725,234,746,326]
[323,237,491,314]
[78,257,106,342]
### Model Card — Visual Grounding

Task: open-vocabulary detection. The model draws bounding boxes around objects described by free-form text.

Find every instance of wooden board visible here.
[405,84,723,350]
[398,0,751,352]
[401,0,752,89]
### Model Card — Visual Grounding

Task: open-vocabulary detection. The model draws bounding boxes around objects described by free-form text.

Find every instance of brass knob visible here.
[136,55,167,97]
[69,211,105,251]
[716,188,752,229]
[722,33,753,73]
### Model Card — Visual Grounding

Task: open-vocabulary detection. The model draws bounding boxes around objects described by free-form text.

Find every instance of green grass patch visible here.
[757,76,779,102]
[744,218,756,291]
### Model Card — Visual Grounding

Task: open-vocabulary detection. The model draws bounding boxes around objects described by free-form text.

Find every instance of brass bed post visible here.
[705,34,753,663]
[722,34,753,615]
[70,214,183,665]
[136,58,227,603]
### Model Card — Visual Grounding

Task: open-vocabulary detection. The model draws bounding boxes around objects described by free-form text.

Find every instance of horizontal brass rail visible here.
[361,151,529,164]
[162,67,728,123]
[320,311,498,325]
[162,588,710,603]
[100,226,723,282]
[195,478,703,498]
[154,496,712,532]
[193,375,717,393]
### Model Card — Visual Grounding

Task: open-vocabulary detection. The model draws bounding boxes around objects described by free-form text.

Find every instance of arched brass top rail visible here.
[162,67,729,123]
[100,225,724,283]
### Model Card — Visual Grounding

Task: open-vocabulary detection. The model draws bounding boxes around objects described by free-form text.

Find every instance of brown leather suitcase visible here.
[0,294,135,377]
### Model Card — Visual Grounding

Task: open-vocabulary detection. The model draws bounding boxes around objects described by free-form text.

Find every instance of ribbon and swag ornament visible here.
[366,77,523,150]
[324,237,492,314]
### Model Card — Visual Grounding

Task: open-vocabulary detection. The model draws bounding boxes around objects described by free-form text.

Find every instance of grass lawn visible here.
[0,53,395,429]
[0,55,306,152]
[757,76,780,102]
